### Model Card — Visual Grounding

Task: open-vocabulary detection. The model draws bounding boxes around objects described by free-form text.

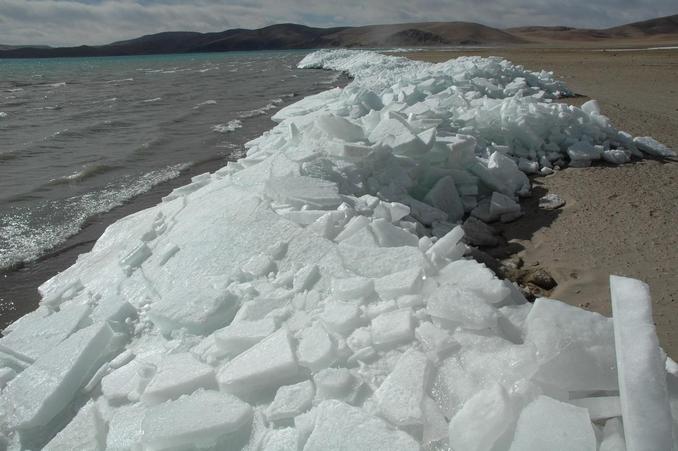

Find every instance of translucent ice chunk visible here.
[525,298,617,391]
[508,396,596,451]
[43,401,105,451]
[141,390,253,450]
[424,175,464,222]
[5,322,119,432]
[214,317,278,357]
[297,322,337,371]
[448,383,514,451]
[374,349,430,427]
[610,275,673,451]
[266,380,315,422]
[371,309,414,350]
[303,400,419,451]
[217,328,299,397]
[264,176,342,209]
[141,352,216,405]
[0,303,90,363]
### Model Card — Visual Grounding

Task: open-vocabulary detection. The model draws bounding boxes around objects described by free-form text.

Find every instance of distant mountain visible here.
[509,13,678,42]
[0,44,51,51]
[2,14,677,58]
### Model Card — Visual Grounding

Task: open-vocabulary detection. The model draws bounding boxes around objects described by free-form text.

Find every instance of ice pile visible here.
[0,50,676,450]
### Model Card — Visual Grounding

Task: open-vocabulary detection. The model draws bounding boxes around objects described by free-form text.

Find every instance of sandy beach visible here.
[406,47,678,358]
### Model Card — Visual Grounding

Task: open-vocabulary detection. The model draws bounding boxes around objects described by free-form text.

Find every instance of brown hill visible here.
[508,14,678,43]
[327,22,526,47]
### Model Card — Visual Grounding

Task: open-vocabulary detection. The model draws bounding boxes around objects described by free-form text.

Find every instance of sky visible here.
[0,0,676,47]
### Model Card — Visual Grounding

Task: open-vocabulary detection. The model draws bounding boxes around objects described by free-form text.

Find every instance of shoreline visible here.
[0,69,351,328]
[406,47,678,358]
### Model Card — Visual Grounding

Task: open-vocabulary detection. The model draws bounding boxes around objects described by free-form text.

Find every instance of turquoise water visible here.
[0,50,339,270]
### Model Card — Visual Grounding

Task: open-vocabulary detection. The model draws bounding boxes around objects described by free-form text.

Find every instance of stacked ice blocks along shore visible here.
[0,49,676,450]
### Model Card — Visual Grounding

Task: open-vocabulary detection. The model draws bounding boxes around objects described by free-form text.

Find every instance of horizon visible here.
[0,1,676,47]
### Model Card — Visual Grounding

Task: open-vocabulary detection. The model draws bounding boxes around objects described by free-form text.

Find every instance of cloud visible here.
[0,0,675,46]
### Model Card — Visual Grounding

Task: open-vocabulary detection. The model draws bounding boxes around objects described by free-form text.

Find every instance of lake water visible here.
[0,50,346,323]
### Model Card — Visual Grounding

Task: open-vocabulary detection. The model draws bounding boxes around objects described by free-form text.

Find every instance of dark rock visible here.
[525,268,557,290]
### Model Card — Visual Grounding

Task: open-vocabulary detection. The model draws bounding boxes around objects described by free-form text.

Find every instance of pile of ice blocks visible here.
[0,50,675,450]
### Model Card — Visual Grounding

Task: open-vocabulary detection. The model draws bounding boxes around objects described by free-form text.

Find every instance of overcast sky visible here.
[0,0,676,46]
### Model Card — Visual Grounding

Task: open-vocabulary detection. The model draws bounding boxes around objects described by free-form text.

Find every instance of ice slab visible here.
[267,380,315,422]
[214,317,278,357]
[297,322,337,371]
[509,396,597,451]
[374,349,430,427]
[525,297,617,391]
[610,275,673,451]
[217,328,299,397]
[303,400,419,451]
[43,402,105,451]
[0,303,90,363]
[265,176,342,209]
[141,390,252,450]
[633,136,676,157]
[4,322,119,432]
[141,352,216,405]
[448,383,514,451]
[371,308,415,350]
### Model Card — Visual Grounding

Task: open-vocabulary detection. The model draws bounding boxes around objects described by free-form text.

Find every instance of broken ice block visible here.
[106,403,145,450]
[0,303,90,363]
[370,218,419,247]
[214,317,278,357]
[374,349,430,427]
[217,328,299,397]
[509,396,596,451]
[525,298,617,391]
[141,390,252,450]
[314,368,362,404]
[303,400,419,451]
[297,322,337,371]
[610,275,673,451]
[320,301,362,335]
[633,136,676,157]
[5,322,119,431]
[331,276,374,300]
[569,396,621,421]
[141,352,216,405]
[427,285,498,330]
[148,288,239,336]
[415,322,458,362]
[374,268,423,300]
[266,380,315,422]
[599,417,627,451]
[425,225,465,266]
[264,176,342,209]
[424,176,465,222]
[489,192,520,218]
[371,308,414,350]
[448,383,514,451]
[43,401,105,451]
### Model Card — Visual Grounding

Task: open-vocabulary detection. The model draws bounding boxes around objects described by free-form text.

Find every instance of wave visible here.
[141,97,162,103]
[212,120,242,133]
[239,102,279,119]
[0,163,190,271]
[193,100,217,109]
[0,112,7,118]
[47,164,120,185]
[105,78,134,84]
[48,82,67,88]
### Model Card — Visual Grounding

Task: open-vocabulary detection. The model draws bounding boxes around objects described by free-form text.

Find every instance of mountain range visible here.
[1,14,677,58]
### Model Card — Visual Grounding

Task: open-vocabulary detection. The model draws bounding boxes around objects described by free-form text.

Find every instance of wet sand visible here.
[407,48,678,358]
